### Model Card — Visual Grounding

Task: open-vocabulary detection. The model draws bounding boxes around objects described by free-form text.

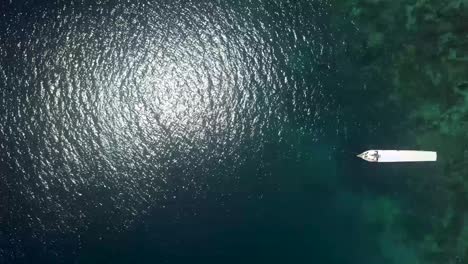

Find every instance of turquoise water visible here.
[0,0,443,263]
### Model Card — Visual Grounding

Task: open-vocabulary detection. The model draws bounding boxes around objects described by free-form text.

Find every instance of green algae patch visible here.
[362,196,401,233]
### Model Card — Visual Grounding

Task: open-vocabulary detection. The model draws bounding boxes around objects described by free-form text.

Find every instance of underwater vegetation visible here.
[333,0,468,263]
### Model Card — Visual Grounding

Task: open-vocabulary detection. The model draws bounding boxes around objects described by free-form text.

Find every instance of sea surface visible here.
[0,0,423,263]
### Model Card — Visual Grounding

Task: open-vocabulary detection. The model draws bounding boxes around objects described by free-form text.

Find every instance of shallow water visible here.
[0,0,407,263]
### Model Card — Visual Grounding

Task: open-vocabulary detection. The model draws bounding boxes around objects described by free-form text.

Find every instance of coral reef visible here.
[333,0,468,263]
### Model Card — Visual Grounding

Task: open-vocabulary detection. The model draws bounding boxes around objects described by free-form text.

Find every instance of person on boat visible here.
[358,150,380,162]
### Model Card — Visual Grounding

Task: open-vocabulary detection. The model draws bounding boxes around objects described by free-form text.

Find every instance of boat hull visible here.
[358,150,437,162]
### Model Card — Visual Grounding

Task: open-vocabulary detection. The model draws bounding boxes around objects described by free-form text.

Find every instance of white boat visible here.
[357,150,437,162]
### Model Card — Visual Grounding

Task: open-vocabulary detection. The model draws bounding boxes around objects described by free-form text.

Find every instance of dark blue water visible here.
[0,0,405,263]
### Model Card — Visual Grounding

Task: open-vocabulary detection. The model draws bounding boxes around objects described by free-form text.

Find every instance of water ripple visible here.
[0,0,347,254]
